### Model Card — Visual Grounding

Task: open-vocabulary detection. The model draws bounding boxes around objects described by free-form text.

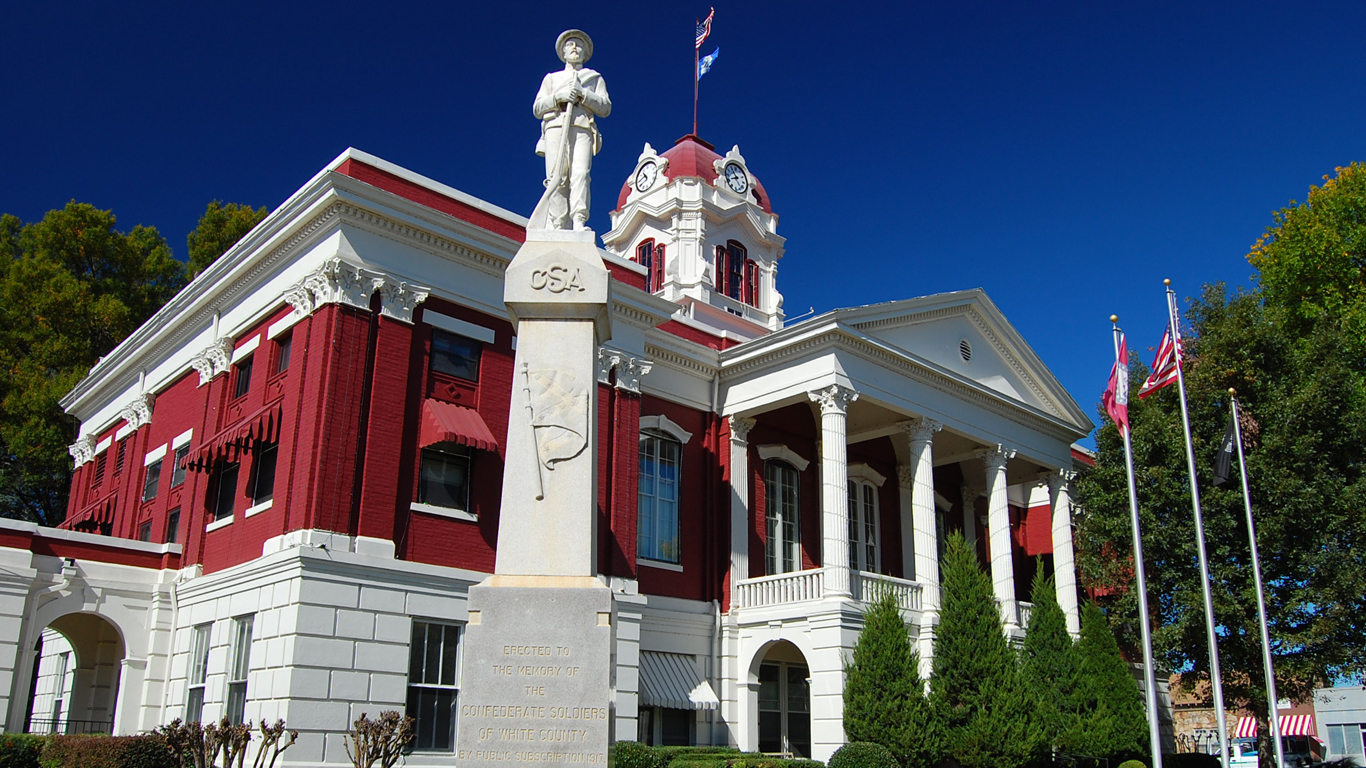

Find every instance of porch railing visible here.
[25,716,113,735]
[1017,601,1034,628]
[734,568,925,612]
[735,568,825,609]
[851,571,924,611]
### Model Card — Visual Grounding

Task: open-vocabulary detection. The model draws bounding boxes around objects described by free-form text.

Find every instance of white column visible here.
[809,385,858,597]
[901,418,942,679]
[900,419,943,605]
[729,417,756,605]
[1045,469,1081,636]
[978,445,1018,629]
[960,483,980,550]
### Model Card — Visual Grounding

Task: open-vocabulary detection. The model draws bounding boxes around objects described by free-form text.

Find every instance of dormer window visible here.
[716,241,757,305]
[636,239,666,292]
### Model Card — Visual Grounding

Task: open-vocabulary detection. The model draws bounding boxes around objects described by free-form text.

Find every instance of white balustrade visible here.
[734,568,825,609]
[734,568,926,612]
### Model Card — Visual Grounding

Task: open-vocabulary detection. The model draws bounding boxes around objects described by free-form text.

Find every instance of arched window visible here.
[764,460,801,574]
[714,241,757,306]
[638,429,682,563]
[636,240,666,293]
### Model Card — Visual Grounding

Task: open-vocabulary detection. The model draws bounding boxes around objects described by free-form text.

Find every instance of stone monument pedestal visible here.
[453,229,616,766]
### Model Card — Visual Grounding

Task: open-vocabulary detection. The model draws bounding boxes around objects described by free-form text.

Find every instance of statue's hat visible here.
[555,29,593,63]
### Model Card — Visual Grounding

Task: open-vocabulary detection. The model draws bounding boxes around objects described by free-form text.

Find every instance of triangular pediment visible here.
[836,290,1089,428]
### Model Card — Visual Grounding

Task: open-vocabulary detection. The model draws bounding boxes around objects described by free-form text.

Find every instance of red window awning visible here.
[187,402,283,472]
[1236,715,1317,738]
[420,399,498,453]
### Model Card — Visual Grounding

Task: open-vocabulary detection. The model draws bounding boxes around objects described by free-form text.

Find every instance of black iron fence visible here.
[25,716,114,735]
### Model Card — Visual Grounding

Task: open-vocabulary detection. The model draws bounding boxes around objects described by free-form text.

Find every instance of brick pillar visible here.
[355,313,417,549]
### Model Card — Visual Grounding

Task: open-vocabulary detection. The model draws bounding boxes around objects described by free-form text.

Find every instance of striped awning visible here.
[639,652,719,711]
[1235,715,1316,738]
[186,402,283,472]
[420,399,499,453]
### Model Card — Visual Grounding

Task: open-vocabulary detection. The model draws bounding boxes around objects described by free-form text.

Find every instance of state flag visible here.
[1103,333,1130,434]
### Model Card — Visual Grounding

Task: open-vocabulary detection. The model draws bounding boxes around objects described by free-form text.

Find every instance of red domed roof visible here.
[616,135,772,213]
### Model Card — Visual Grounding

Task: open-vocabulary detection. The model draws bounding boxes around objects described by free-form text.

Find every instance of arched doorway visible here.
[754,640,810,758]
[25,614,124,734]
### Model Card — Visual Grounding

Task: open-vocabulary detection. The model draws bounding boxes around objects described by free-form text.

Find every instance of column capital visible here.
[117,393,155,431]
[68,435,97,467]
[375,278,431,324]
[808,384,858,415]
[190,337,233,387]
[596,348,652,392]
[898,418,943,445]
[730,416,757,444]
[897,465,915,489]
[975,445,1016,471]
[1040,469,1077,492]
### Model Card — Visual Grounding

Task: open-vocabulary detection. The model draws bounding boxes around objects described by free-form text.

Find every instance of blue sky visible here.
[5,1,1364,445]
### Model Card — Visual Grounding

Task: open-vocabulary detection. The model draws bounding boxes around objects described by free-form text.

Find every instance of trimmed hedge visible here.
[0,735,45,768]
[612,742,667,768]
[827,742,897,768]
[39,735,175,768]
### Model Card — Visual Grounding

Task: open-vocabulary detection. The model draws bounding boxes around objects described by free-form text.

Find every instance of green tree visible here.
[1075,282,1366,768]
[1064,603,1149,761]
[1020,571,1075,751]
[929,533,1045,768]
[1249,162,1366,346]
[844,590,941,768]
[0,203,186,525]
[186,201,269,280]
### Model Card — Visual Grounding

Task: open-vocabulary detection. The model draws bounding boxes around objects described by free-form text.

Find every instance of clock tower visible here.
[603,134,785,339]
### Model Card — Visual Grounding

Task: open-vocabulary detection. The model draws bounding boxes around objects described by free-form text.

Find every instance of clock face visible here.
[724,163,748,194]
[635,162,658,192]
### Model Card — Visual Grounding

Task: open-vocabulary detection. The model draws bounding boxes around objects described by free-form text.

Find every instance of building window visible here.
[638,430,682,563]
[212,463,240,521]
[91,452,107,491]
[418,447,471,511]
[136,521,152,542]
[232,356,253,399]
[166,508,181,544]
[225,615,253,725]
[186,623,211,723]
[847,480,879,572]
[142,459,162,502]
[637,240,666,292]
[250,443,278,505]
[764,460,801,575]
[171,445,190,488]
[715,241,755,305]
[407,621,460,752]
[114,438,128,475]
[431,330,480,382]
[274,334,292,374]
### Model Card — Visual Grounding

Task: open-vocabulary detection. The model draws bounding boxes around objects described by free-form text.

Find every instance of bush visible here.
[0,735,45,768]
[654,746,742,762]
[612,742,665,768]
[39,735,173,768]
[1117,761,1146,768]
[829,742,898,768]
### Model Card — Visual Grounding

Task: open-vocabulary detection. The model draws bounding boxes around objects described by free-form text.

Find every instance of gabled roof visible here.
[721,288,1093,436]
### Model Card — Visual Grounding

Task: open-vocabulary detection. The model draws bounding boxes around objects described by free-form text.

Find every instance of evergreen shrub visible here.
[40,736,174,768]
[828,742,897,768]
[844,591,940,768]
[0,735,45,768]
[611,742,665,768]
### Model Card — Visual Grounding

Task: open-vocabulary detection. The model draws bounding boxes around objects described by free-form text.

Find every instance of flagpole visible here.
[693,21,700,136]
[1165,279,1230,768]
[1113,317,1165,768]
[1230,389,1285,768]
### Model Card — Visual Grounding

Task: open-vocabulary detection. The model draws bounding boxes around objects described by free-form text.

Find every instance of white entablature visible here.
[603,135,786,337]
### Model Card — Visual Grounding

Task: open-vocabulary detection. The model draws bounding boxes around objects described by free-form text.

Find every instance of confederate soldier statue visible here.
[530,30,611,231]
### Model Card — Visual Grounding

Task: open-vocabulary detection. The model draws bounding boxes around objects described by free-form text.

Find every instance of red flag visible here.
[1104,332,1130,434]
[1137,326,1181,399]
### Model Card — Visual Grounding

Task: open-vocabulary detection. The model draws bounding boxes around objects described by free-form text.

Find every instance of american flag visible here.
[1137,325,1182,398]
[696,7,714,49]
